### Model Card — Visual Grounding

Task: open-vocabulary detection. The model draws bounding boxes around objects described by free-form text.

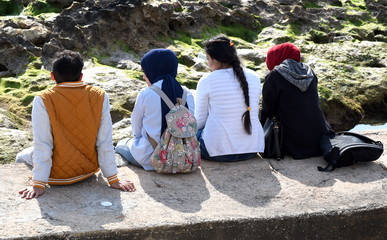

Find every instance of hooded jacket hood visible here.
[274,59,315,92]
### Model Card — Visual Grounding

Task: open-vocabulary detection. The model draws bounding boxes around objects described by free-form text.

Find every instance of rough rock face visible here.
[0,128,32,163]
[0,0,386,163]
[0,16,46,77]
[301,41,387,130]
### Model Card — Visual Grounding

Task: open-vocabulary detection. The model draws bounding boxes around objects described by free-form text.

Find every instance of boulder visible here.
[82,64,146,123]
[99,51,141,70]
[112,118,132,143]
[0,44,33,77]
[0,127,32,164]
[238,49,266,66]
[256,26,292,44]
[0,16,49,76]
[302,41,387,130]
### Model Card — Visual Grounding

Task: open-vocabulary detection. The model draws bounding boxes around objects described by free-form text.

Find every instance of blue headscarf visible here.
[141,49,185,134]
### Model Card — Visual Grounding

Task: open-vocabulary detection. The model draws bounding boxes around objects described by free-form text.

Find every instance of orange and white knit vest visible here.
[38,84,105,185]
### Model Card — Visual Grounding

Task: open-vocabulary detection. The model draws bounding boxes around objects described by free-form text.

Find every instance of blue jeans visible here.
[196,129,257,162]
[115,138,142,168]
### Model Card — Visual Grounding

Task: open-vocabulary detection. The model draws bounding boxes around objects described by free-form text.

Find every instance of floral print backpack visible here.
[149,85,201,173]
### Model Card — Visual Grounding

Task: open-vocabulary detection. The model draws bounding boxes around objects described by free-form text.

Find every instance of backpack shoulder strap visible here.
[150,85,188,109]
[149,85,175,109]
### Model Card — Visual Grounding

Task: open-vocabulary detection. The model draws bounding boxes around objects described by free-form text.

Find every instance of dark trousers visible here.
[196,129,257,162]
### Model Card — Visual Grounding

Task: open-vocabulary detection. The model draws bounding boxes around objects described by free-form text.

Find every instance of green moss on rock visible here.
[342,0,366,10]
[320,94,364,130]
[21,94,35,106]
[303,1,322,8]
[177,79,198,89]
[124,70,143,81]
[110,103,131,124]
[307,29,330,43]
[0,0,23,16]
[203,24,258,43]
[1,79,22,89]
[22,0,62,16]
[0,63,52,131]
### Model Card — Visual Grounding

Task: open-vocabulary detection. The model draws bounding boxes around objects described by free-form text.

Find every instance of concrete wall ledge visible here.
[1,131,386,240]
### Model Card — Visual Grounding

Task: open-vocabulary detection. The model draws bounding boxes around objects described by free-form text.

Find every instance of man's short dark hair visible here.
[52,50,84,83]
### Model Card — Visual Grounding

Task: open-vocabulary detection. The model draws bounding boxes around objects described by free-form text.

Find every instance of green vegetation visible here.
[348,18,364,27]
[303,1,322,8]
[0,0,23,16]
[328,1,343,7]
[318,86,333,100]
[307,29,329,43]
[0,59,51,130]
[179,33,202,47]
[177,78,198,89]
[22,0,62,16]
[1,79,22,89]
[89,56,107,66]
[159,32,203,68]
[286,23,303,41]
[337,20,386,42]
[124,70,143,81]
[0,127,33,164]
[342,0,366,10]
[170,33,203,50]
[219,2,234,9]
[203,24,259,43]
[21,94,35,106]
[110,102,131,123]
[173,5,186,12]
[116,40,138,54]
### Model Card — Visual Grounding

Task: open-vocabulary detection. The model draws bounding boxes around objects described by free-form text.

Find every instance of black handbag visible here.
[262,117,284,160]
[318,131,384,171]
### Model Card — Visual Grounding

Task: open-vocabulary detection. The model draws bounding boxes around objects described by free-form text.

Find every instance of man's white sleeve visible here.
[31,96,53,187]
[96,93,119,184]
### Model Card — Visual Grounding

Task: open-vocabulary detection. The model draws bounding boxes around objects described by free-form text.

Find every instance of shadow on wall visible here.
[134,166,210,213]
[134,158,281,211]
[36,173,124,230]
[200,158,281,207]
[268,156,387,187]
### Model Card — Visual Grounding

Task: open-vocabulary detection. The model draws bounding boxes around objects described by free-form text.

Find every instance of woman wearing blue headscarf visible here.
[115,49,195,170]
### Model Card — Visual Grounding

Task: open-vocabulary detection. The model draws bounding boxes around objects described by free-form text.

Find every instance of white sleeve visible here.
[31,96,53,183]
[131,91,145,138]
[194,76,210,130]
[96,93,118,180]
[184,87,195,114]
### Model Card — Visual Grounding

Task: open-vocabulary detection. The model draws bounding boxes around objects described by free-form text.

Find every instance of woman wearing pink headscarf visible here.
[260,43,330,159]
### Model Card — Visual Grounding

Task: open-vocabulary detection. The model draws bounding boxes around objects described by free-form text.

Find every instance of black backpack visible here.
[318,131,384,172]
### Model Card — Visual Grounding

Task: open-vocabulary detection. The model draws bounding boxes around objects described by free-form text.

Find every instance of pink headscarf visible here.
[265,43,301,71]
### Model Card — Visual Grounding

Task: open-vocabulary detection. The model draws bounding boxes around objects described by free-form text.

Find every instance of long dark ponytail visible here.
[204,35,252,134]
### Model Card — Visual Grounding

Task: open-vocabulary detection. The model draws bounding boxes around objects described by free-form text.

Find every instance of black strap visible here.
[318,145,340,172]
[318,164,336,172]
[274,123,281,160]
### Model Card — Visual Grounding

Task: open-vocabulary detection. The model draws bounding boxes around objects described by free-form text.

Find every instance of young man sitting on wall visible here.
[17,50,136,199]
